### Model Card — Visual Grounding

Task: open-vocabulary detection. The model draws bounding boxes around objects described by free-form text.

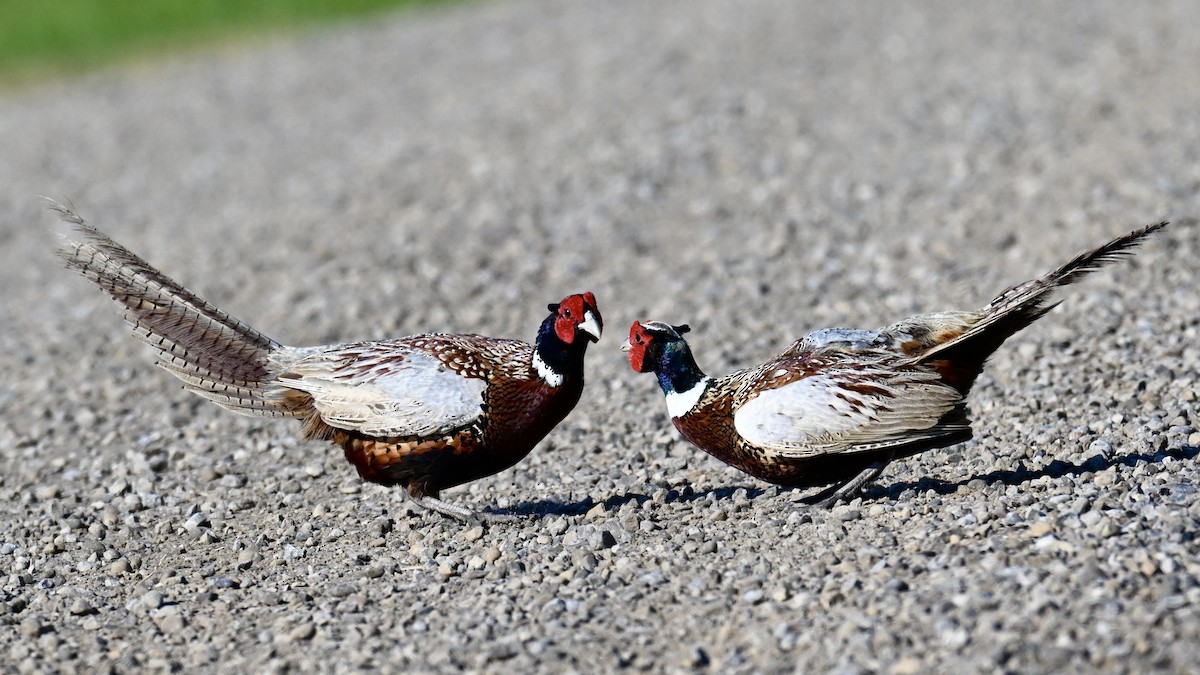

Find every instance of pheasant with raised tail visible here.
[55,203,602,522]
[624,222,1166,507]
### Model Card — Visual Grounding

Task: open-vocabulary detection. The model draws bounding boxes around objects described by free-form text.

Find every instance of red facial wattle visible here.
[554,293,603,344]
[626,322,653,373]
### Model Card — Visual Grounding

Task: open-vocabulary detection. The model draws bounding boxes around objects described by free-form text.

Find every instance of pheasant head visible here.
[623,321,709,413]
[533,292,602,387]
[548,291,603,344]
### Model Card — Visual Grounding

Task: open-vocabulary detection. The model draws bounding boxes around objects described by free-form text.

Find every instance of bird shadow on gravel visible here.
[497,445,1200,518]
[495,485,769,519]
[864,443,1200,503]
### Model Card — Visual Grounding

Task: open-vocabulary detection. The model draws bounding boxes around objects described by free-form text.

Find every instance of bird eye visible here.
[564,309,572,318]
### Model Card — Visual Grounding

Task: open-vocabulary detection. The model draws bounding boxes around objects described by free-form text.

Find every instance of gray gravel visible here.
[2,0,1199,672]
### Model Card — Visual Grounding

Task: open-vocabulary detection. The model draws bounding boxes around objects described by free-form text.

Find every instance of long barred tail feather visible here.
[919,221,1167,367]
[53,201,302,418]
[1042,221,1168,287]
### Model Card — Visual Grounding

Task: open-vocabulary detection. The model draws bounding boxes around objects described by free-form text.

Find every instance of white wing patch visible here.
[733,369,960,457]
[279,348,486,438]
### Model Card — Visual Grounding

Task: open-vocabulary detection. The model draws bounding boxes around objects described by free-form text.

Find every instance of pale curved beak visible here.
[578,311,602,342]
[621,339,631,352]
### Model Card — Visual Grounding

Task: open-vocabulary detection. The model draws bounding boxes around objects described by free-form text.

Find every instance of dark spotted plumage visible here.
[56,202,602,522]
[626,222,1166,507]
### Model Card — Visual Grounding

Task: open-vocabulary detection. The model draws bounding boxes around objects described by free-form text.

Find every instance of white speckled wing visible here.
[733,368,961,457]
[278,346,487,438]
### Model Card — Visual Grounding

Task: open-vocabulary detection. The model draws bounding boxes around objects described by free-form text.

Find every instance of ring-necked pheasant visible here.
[55,203,602,522]
[624,223,1166,507]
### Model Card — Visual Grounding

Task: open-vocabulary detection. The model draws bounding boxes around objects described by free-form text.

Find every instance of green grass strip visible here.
[0,0,454,87]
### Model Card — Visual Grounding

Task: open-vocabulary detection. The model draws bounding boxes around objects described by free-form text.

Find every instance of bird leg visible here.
[401,490,518,524]
[808,454,894,509]
[403,492,476,521]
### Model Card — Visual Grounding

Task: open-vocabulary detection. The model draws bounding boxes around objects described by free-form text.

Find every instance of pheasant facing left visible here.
[55,204,602,522]
[624,223,1165,508]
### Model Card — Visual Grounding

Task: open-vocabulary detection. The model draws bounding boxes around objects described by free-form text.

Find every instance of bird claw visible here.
[806,493,842,510]
[802,457,894,510]
[474,511,522,525]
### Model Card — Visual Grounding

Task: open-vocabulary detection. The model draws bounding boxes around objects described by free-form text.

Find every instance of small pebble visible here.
[20,616,47,638]
[69,598,95,616]
[585,503,607,520]
[286,623,316,643]
[598,531,619,549]
[142,590,165,610]
[182,512,208,531]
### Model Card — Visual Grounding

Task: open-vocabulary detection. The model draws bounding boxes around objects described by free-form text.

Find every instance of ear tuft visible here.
[547,303,560,312]
[674,324,691,334]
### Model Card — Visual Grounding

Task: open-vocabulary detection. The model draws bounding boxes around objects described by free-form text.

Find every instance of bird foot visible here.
[474,511,522,525]
[805,457,893,509]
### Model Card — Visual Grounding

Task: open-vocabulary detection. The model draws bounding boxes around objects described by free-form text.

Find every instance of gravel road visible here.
[2,1,1199,672]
